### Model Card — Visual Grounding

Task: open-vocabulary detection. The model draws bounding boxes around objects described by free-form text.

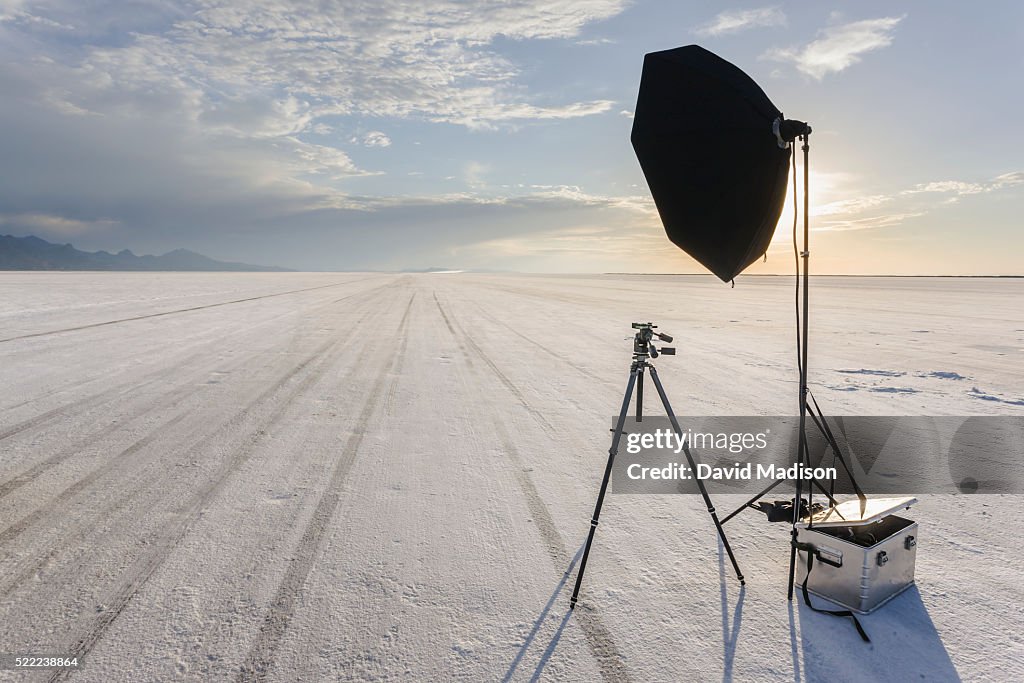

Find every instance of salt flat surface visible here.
[0,272,1021,682]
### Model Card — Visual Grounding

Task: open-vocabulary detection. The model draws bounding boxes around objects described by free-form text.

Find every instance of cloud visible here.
[525,184,656,215]
[0,0,73,29]
[763,16,904,79]
[285,138,374,180]
[812,194,893,217]
[464,161,489,189]
[902,172,1024,197]
[0,0,629,166]
[903,180,985,196]
[31,0,627,130]
[0,0,630,268]
[361,131,392,148]
[427,194,666,272]
[247,186,661,271]
[0,212,119,236]
[696,7,786,37]
[811,170,1022,233]
[814,212,925,233]
[0,54,656,270]
[991,171,1024,189]
[346,184,657,219]
[468,224,667,264]
[432,97,614,129]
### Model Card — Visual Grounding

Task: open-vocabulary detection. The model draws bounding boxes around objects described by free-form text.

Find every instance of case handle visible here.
[794,541,844,568]
[816,545,843,568]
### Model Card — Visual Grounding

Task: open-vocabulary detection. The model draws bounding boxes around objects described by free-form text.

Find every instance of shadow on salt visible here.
[791,585,960,682]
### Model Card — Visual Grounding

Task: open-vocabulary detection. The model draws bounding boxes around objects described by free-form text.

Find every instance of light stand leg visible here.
[787,133,812,600]
[648,365,745,585]
[787,433,807,599]
[720,477,787,525]
[570,365,639,608]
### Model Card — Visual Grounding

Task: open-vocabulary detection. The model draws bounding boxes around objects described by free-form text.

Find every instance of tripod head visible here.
[631,322,675,361]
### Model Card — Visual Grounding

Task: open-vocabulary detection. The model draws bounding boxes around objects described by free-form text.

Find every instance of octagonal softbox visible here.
[631,45,791,282]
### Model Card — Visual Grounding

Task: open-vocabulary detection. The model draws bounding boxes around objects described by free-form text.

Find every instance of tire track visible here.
[472,281,611,310]
[236,292,416,682]
[0,281,397,499]
[0,410,195,599]
[0,277,384,344]
[0,369,212,503]
[0,406,190,553]
[456,280,771,398]
[1,289,395,605]
[41,287,401,683]
[0,355,204,444]
[468,300,611,385]
[433,291,458,336]
[436,296,558,438]
[0,278,380,415]
[432,292,631,683]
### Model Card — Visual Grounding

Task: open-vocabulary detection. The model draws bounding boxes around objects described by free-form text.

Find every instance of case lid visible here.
[796,496,917,528]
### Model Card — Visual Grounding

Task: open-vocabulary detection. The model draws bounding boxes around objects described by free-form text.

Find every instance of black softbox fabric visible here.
[631,45,791,282]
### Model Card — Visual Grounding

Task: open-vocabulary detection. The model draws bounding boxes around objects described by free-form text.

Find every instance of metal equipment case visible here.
[796,497,918,614]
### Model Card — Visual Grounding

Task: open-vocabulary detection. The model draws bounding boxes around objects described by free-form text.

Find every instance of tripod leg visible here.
[636,366,644,422]
[570,366,639,608]
[648,366,745,585]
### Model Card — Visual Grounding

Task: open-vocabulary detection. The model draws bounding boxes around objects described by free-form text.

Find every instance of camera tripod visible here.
[570,322,744,608]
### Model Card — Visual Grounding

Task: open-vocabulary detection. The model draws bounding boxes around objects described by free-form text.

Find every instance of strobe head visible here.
[632,322,675,359]
[772,116,812,148]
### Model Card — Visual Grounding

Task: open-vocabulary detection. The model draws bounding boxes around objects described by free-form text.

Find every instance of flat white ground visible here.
[0,273,1021,682]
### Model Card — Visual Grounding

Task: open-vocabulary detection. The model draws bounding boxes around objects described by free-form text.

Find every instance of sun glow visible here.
[768,168,857,251]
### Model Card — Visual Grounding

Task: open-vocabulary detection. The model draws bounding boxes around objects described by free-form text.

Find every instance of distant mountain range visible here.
[0,234,289,271]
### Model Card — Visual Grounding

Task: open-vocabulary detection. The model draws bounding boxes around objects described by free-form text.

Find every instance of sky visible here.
[0,1,1022,275]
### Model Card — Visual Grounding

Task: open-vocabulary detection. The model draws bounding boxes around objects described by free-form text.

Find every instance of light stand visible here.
[717,127,819,599]
[715,126,865,599]
[627,45,871,612]
[570,323,744,609]
[789,130,812,600]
